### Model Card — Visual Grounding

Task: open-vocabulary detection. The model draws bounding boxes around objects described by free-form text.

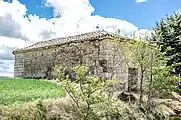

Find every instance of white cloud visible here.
[133,29,153,40]
[0,14,28,40]
[0,36,31,77]
[0,60,14,77]
[0,0,142,77]
[45,0,95,17]
[136,0,147,3]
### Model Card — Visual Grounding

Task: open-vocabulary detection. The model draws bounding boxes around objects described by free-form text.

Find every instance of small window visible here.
[99,59,107,67]
[99,59,108,73]
[103,66,108,72]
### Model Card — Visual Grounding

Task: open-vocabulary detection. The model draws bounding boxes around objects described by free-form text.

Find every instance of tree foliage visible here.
[55,66,121,120]
[152,12,181,75]
[148,45,180,98]
[120,31,180,102]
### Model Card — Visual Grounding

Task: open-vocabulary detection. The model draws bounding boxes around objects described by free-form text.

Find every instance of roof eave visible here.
[13,31,134,54]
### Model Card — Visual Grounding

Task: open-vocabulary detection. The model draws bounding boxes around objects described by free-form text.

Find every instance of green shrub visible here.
[55,66,121,120]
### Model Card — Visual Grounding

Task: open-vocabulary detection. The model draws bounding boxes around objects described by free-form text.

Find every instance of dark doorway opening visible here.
[128,68,138,92]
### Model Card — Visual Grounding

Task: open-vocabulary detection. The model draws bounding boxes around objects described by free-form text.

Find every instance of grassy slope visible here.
[0,78,65,105]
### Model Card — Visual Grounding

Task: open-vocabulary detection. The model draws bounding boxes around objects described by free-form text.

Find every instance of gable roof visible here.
[13,30,131,54]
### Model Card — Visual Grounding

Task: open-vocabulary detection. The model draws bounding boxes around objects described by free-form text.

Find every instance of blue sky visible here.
[5,0,181,28]
[0,0,180,77]
[91,0,181,28]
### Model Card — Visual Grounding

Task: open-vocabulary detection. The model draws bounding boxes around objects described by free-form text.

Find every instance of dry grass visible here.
[0,96,82,120]
[0,92,174,120]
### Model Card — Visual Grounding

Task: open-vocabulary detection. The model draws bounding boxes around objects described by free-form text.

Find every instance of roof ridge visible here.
[41,30,108,42]
[15,30,108,52]
[13,30,130,54]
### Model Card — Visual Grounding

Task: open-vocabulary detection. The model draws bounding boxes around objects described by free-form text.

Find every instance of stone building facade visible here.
[13,30,139,91]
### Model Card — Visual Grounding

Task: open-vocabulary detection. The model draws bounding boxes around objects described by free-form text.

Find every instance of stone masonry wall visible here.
[14,53,25,77]
[14,38,139,91]
[100,38,132,90]
[15,39,105,79]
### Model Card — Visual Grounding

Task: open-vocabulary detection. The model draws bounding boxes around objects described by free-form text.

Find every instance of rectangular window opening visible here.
[128,68,138,92]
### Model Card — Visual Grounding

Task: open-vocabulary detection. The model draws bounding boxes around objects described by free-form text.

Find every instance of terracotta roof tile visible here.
[13,30,129,53]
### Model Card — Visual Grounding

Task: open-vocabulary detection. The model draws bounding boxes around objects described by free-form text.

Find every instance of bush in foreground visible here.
[0,97,82,120]
[55,66,170,120]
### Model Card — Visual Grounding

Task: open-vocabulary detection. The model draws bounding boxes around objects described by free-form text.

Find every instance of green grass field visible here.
[0,78,65,105]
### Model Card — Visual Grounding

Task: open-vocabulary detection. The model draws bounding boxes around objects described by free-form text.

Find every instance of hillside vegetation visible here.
[0,12,181,120]
[0,78,65,105]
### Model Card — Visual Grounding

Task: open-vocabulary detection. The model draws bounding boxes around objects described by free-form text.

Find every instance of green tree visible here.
[55,66,120,120]
[152,12,181,76]
[150,45,180,96]
[120,38,152,105]
[147,45,175,101]
[115,29,152,105]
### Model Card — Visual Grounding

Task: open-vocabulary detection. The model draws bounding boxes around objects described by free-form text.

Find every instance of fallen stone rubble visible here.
[117,91,181,118]
[153,92,181,117]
